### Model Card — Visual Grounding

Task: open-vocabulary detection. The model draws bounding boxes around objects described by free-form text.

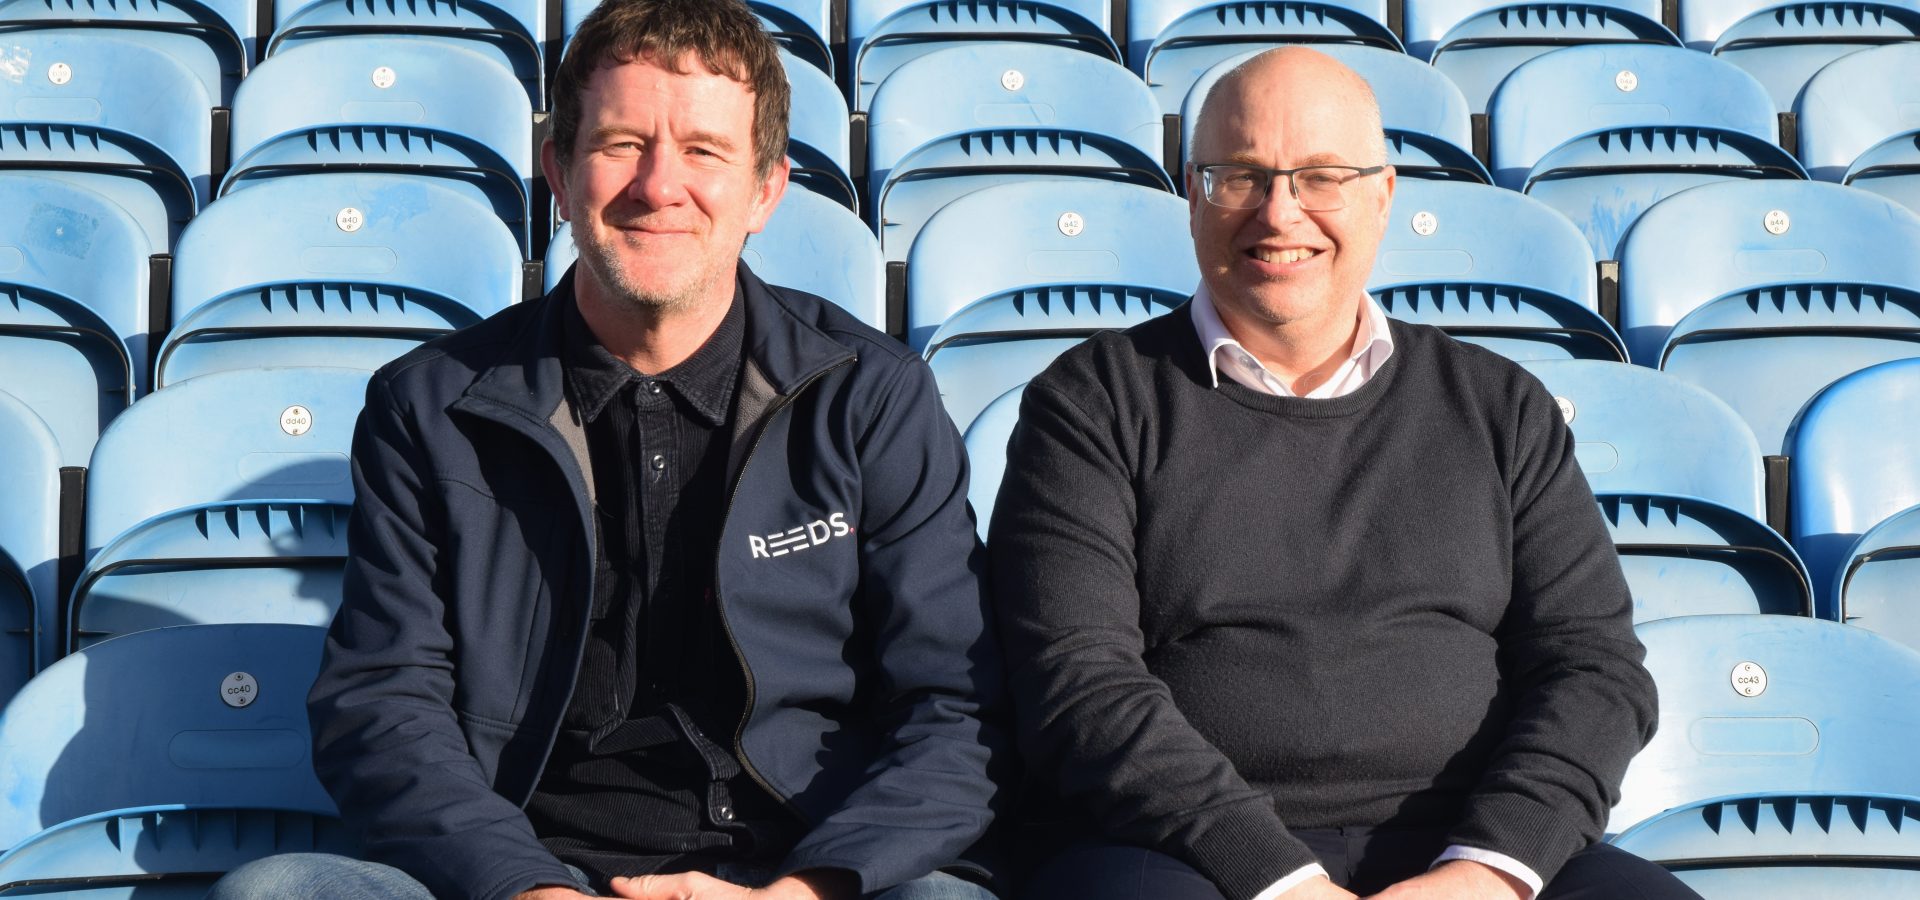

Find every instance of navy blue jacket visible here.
[310,265,1009,900]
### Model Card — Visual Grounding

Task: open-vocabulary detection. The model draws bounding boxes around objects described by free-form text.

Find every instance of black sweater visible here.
[988,310,1656,899]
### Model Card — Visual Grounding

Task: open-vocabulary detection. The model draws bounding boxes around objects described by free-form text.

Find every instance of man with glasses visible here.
[989,48,1696,900]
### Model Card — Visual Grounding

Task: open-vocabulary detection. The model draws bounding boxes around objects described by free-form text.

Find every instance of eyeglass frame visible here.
[1189,162,1388,211]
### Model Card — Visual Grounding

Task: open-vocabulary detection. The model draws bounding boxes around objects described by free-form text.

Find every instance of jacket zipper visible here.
[712,356,854,820]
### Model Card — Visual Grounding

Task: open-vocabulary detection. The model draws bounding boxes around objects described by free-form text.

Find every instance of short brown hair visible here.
[549,0,790,177]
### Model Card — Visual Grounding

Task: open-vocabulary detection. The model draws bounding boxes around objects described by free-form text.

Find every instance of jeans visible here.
[206,852,999,900]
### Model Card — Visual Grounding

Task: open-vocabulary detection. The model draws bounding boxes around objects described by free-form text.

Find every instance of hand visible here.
[1277,875,1360,900]
[513,888,596,900]
[1364,860,1527,899]
[610,870,856,900]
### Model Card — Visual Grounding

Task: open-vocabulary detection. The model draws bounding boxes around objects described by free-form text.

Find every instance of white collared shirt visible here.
[1193,285,1544,900]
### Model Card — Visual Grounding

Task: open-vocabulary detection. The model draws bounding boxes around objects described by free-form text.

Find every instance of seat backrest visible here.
[83,367,369,552]
[1618,180,1920,366]
[1612,614,1920,832]
[1489,44,1777,189]
[163,174,522,386]
[779,49,857,211]
[964,384,1027,542]
[268,0,543,105]
[0,0,254,92]
[1521,360,1766,515]
[1134,1,1403,112]
[0,390,61,698]
[0,806,357,894]
[0,624,336,850]
[1406,0,1668,58]
[1372,180,1599,310]
[1796,43,1920,182]
[1835,502,1920,652]
[850,0,1118,110]
[1789,357,1920,616]
[904,180,1197,349]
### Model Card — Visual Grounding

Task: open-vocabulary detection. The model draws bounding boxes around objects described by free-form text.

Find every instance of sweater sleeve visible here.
[1442,375,1658,884]
[988,375,1319,900]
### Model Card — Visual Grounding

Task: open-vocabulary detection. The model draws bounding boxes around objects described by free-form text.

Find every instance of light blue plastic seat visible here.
[0,806,357,898]
[69,368,367,654]
[1689,0,1920,111]
[226,36,535,253]
[1369,181,1623,362]
[1797,43,1920,183]
[267,0,545,108]
[1611,794,1920,896]
[1789,357,1920,620]
[1843,130,1920,217]
[1130,0,1401,114]
[561,0,835,76]
[1611,615,1920,834]
[1522,360,1811,621]
[0,0,249,104]
[1834,503,1920,652]
[1489,45,1792,262]
[849,0,1119,111]
[0,175,152,452]
[779,50,858,212]
[0,391,60,705]
[906,180,1197,427]
[1410,0,1681,114]
[963,384,1025,542]
[160,174,522,388]
[0,624,338,852]
[867,43,1169,264]
[1621,181,1920,454]
[1180,46,1490,184]
[547,187,887,332]
[0,30,214,251]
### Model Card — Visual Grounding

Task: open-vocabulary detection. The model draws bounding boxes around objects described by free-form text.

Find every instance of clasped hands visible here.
[517,868,854,900]
[1281,860,1529,900]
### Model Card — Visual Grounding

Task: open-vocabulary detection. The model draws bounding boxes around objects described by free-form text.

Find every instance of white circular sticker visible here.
[222,671,259,708]
[336,207,365,233]
[1057,211,1084,237]
[1764,209,1790,236]
[1615,69,1638,93]
[47,62,71,86]
[281,405,313,436]
[1554,396,1576,424]
[1411,211,1438,236]
[1731,661,1767,697]
[372,66,397,89]
[1000,69,1025,91]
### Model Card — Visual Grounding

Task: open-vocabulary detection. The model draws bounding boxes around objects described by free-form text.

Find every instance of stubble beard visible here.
[573,225,718,318]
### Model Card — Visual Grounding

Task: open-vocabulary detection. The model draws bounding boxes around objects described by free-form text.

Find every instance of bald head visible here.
[1190,47,1386,166]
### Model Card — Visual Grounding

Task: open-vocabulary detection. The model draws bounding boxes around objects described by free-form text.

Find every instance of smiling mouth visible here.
[1247,247,1321,264]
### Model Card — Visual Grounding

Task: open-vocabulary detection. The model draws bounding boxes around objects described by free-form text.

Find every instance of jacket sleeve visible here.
[986,377,1319,900]
[1441,375,1658,884]
[309,371,582,900]
[775,357,1013,893]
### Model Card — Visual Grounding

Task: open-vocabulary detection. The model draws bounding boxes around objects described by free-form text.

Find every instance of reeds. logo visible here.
[748,512,852,559]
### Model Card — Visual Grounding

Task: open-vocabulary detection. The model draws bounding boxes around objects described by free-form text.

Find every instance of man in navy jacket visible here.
[210,1,1007,898]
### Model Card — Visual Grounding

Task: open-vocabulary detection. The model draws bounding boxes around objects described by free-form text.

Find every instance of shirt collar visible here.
[1189,283,1395,397]
[562,285,745,427]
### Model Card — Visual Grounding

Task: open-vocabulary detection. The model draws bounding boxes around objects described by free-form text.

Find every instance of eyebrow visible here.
[586,126,740,153]
[1220,151,1355,167]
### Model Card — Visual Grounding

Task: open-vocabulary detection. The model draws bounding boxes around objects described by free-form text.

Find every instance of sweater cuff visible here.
[1180,803,1319,900]
[1444,793,1593,886]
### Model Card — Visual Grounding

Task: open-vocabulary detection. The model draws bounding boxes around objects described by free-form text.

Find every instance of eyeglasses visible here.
[1193,163,1387,211]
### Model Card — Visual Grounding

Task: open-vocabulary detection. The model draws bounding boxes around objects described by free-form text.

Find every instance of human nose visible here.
[625,146,690,208]
[1253,171,1309,229]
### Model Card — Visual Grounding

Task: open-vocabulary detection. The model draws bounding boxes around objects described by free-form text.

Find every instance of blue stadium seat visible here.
[160,174,522,388]
[0,0,251,104]
[0,624,338,851]
[1610,615,1920,834]
[866,43,1170,263]
[1489,46,1790,259]
[1180,46,1490,184]
[906,181,1196,427]
[1522,360,1811,621]
[849,0,1120,111]
[1611,793,1920,896]
[0,175,152,453]
[0,391,59,705]
[779,49,857,212]
[963,384,1024,541]
[0,806,357,899]
[1408,0,1681,114]
[1789,357,1920,620]
[0,30,214,251]
[69,368,366,654]
[267,0,545,108]
[1686,0,1920,111]
[1834,503,1920,652]
[1842,130,1920,217]
[1129,0,1402,114]
[226,37,535,253]
[546,187,887,332]
[1622,182,1920,454]
[1796,43,1920,183]
[1369,181,1623,362]
[560,0,835,76]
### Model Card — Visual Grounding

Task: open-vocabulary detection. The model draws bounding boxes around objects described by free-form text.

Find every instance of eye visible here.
[1299,171,1342,190]
[1220,171,1258,188]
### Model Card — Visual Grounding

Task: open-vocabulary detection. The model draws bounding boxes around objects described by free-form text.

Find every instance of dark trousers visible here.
[1022,828,1701,899]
